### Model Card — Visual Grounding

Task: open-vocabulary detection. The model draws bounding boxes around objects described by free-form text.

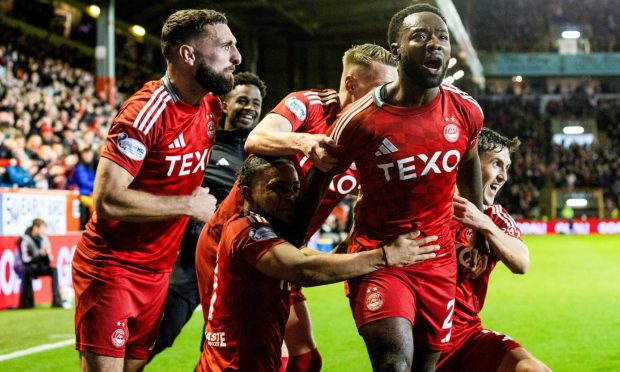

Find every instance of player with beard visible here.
[196,155,441,372]
[149,72,266,361]
[196,44,398,371]
[71,9,240,371]
[293,4,485,371]
[437,128,550,372]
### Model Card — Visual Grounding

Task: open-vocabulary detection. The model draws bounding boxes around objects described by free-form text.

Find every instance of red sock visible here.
[286,348,322,372]
[279,356,289,372]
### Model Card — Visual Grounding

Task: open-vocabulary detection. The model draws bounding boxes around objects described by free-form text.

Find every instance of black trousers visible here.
[149,221,203,361]
[19,260,62,309]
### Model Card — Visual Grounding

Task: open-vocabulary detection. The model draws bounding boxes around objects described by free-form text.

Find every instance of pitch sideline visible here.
[0,339,75,362]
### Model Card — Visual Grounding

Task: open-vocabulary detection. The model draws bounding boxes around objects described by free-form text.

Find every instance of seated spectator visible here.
[69,147,97,228]
[16,218,62,308]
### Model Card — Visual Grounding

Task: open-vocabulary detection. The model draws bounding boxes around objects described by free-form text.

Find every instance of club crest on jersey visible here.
[117,132,147,161]
[285,96,307,121]
[207,120,216,139]
[365,288,384,311]
[443,122,460,143]
[249,226,277,241]
[111,328,126,348]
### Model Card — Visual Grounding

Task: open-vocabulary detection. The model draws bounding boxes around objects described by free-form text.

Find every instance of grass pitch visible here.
[0,234,618,371]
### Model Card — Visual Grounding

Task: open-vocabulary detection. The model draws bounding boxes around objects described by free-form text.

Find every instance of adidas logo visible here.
[375,138,399,156]
[168,133,186,149]
[216,158,230,167]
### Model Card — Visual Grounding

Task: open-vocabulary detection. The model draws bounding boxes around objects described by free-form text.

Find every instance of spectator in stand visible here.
[69,147,98,228]
[16,218,62,309]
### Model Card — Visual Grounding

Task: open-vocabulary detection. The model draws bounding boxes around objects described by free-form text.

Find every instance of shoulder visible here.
[115,80,174,133]
[485,204,522,238]
[225,212,279,241]
[203,92,223,116]
[330,90,377,144]
[441,83,484,120]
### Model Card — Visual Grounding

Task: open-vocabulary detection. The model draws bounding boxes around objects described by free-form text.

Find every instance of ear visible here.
[239,185,251,201]
[390,42,400,61]
[344,74,356,94]
[179,44,196,66]
[221,100,228,114]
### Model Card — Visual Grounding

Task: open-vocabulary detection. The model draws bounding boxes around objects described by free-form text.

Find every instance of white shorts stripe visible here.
[133,86,165,130]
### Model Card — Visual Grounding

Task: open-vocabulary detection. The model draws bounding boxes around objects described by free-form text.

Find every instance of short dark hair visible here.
[343,43,397,68]
[232,72,267,98]
[161,9,228,60]
[478,127,521,154]
[31,218,46,228]
[388,3,447,46]
[238,156,292,189]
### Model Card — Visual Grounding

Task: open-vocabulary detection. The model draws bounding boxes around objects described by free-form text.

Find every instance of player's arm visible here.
[93,158,216,223]
[244,113,337,172]
[457,146,483,210]
[453,195,529,274]
[255,234,439,287]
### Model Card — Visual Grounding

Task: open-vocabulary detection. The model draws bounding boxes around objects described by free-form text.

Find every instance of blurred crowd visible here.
[481,93,620,219]
[470,0,620,52]
[0,40,114,196]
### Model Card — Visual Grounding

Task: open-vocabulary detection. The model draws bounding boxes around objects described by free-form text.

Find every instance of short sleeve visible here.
[485,205,522,240]
[232,218,287,266]
[326,106,372,174]
[270,90,335,132]
[101,96,164,177]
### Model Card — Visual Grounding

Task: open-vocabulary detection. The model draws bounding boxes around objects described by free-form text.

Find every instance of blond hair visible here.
[342,44,397,68]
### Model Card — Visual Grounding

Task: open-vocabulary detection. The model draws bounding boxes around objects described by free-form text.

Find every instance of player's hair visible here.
[231,72,267,98]
[31,218,46,228]
[388,3,447,46]
[161,9,228,60]
[342,44,397,68]
[238,156,293,189]
[477,127,521,154]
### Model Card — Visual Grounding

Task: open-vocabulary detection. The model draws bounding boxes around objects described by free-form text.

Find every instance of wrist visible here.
[381,246,389,267]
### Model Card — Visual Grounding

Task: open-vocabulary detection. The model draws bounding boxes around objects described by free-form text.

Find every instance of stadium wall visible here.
[517,220,620,235]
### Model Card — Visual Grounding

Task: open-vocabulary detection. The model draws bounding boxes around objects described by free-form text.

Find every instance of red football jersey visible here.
[328,83,484,262]
[198,211,288,372]
[77,77,221,272]
[450,204,522,340]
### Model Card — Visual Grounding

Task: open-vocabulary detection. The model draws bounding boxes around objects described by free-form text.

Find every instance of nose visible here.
[498,168,507,182]
[426,34,444,52]
[231,45,242,66]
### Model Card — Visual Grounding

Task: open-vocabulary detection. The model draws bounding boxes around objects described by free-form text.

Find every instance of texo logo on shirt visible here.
[165,148,209,176]
[377,150,461,181]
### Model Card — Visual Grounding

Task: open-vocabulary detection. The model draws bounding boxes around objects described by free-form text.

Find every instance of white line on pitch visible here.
[0,339,74,362]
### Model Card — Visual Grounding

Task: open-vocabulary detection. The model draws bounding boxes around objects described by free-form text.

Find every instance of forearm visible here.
[294,249,383,286]
[480,218,529,274]
[95,188,193,222]
[244,129,306,156]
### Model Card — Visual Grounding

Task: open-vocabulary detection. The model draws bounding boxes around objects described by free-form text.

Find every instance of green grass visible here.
[1,235,619,371]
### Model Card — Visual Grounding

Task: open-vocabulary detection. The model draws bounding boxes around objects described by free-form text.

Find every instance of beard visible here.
[195,59,234,95]
[401,54,447,89]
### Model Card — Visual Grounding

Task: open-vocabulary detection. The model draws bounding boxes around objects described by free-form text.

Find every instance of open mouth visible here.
[422,57,443,75]
[489,183,501,193]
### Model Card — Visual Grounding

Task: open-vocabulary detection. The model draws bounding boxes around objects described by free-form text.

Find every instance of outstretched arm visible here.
[255,234,439,287]
[245,114,337,172]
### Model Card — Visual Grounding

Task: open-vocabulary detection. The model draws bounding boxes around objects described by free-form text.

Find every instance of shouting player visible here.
[195,43,398,371]
[437,128,551,372]
[196,155,441,372]
[294,3,485,371]
[72,9,240,371]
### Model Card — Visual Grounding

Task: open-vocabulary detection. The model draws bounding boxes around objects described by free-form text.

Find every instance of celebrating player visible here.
[293,3,485,371]
[437,128,551,372]
[71,9,240,371]
[150,72,267,360]
[196,155,441,372]
[195,43,398,371]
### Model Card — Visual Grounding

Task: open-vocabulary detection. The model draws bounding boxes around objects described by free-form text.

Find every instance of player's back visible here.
[329,84,483,259]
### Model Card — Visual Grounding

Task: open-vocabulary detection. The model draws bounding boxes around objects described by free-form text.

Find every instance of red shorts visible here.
[436,325,522,372]
[73,254,169,359]
[289,283,306,305]
[347,257,456,351]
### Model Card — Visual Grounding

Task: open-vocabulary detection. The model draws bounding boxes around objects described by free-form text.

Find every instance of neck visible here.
[338,90,352,108]
[166,65,207,106]
[387,72,440,107]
